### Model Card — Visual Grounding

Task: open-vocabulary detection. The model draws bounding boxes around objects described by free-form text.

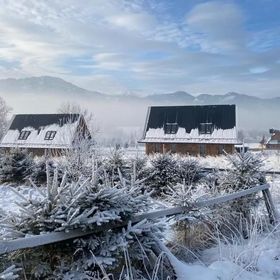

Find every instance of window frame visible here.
[44,131,57,140]
[18,130,31,140]
[164,122,178,134]
[199,122,214,135]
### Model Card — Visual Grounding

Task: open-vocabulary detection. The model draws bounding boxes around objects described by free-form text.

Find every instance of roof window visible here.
[164,123,178,134]
[18,130,31,140]
[44,131,56,140]
[199,123,213,134]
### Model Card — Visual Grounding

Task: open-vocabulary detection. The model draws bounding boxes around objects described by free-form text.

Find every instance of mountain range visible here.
[0,75,278,106]
[0,76,279,136]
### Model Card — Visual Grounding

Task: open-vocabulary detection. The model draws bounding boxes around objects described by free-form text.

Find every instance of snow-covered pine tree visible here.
[125,154,149,183]
[61,138,95,182]
[146,153,180,197]
[102,148,127,185]
[1,166,167,279]
[177,156,204,187]
[0,149,34,183]
[217,151,266,235]
[166,182,212,258]
[0,265,21,280]
[30,157,59,184]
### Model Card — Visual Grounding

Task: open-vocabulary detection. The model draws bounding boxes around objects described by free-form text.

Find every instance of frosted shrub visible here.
[102,148,127,184]
[61,139,96,181]
[217,152,266,235]
[146,153,180,197]
[0,265,21,280]
[166,183,213,255]
[177,157,204,186]
[1,168,165,279]
[30,158,60,185]
[0,149,34,183]
[126,154,149,182]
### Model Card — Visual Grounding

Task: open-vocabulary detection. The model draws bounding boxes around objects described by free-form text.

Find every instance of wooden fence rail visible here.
[202,167,280,175]
[0,183,277,256]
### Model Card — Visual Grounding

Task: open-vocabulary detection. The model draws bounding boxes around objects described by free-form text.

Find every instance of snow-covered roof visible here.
[267,130,280,145]
[140,105,239,144]
[0,114,86,149]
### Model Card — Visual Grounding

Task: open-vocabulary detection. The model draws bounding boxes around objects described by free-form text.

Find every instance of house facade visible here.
[0,114,91,156]
[266,129,280,150]
[139,105,239,156]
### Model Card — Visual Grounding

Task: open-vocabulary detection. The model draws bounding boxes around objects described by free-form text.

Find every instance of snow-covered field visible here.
[120,146,280,171]
[1,151,280,279]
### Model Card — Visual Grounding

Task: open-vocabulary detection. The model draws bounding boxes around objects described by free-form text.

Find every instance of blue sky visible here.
[0,0,279,97]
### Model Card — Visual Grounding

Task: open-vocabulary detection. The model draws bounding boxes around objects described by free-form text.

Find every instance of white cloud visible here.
[186,1,246,52]
[0,0,279,97]
[250,67,269,74]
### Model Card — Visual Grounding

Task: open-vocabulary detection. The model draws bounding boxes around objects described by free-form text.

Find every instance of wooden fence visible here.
[0,183,278,256]
[202,167,280,176]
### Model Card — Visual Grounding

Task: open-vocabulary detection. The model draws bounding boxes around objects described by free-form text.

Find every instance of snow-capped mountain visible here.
[0,76,279,132]
[0,76,102,98]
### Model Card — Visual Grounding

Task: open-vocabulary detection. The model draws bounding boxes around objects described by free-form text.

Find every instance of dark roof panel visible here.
[10,114,80,131]
[146,105,236,133]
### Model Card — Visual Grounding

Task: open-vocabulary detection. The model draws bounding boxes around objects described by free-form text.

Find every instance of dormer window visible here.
[44,131,56,140]
[18,130,31,140]
[164,123,178,134]
[199,123,213,134]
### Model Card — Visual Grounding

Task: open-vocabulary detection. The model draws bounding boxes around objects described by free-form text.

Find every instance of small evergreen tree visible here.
[0,265,21,280]
[218,152,266,235]
[30,158,59,185]
[1,167,166,279]
[0,149,34,183]
[126,154,149,182]
[177,156,204,186]
[146,153,180,197]
[102,148,127,185]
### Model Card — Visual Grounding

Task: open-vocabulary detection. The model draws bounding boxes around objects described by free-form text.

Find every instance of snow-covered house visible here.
[266,129,280,150]
[139,105,239,156]
[0,114,91,156]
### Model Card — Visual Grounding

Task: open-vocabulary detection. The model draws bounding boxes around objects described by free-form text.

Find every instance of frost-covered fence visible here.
[203,167,280,175]
[0,183,277,256]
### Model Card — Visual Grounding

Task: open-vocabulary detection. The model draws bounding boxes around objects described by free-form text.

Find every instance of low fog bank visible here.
[0,91,278,144]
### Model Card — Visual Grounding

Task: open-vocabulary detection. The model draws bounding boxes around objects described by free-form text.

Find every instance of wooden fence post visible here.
[262,187,278,225]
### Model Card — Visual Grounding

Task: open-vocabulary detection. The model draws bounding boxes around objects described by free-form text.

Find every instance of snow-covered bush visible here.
[213,152,266,237]
[61,139,96,181]
[1,167,167,279]
[29,157,60,185]
[220,152,265,213]
[0,149,34,183]
[166,183,213,258]
[102,148,128,184]
[0,265,21,280]
[177,156,204,186]
[146,153,180,197]
[125,154,149,182]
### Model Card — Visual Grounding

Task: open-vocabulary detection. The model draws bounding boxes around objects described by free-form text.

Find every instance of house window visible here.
[18,130,31,140]
[44,131,57,140]
[199,123,213,134]
[164,123,178,134]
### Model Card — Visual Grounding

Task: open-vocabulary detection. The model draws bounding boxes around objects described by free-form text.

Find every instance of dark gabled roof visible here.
[9,114,80,131]
[145,105,236,133]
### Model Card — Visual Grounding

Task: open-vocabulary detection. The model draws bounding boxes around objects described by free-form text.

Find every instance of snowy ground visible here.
[121,147,280,171]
